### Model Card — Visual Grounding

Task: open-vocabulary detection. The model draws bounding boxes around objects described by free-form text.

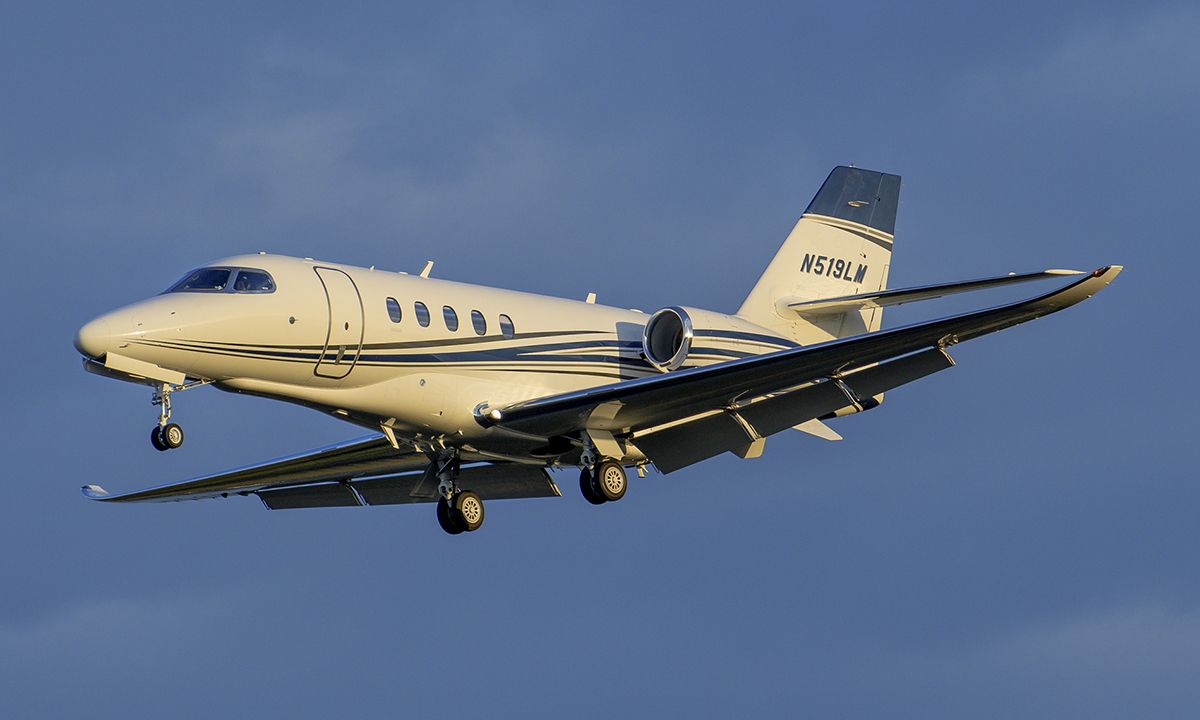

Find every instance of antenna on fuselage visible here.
[419,260,434,278]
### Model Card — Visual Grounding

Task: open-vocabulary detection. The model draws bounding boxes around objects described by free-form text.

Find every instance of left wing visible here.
[81,435,559,506]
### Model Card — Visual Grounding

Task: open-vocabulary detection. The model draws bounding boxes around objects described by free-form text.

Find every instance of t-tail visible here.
[737,166,900,344]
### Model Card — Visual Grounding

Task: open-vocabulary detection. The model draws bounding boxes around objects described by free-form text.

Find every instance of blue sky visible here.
[2,2,1197,717]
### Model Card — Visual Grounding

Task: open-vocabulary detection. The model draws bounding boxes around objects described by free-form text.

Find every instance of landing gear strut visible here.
[432,450,485,534]
[151,383,185,451]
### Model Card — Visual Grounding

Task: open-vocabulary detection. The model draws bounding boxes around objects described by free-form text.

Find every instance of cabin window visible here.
[166,267,231,293]
[443,306,459,332]
[232,270,275,293]
[471,309,487,336]
[414,301,430,327]
[498,314,515,339]
[386,297,402,323]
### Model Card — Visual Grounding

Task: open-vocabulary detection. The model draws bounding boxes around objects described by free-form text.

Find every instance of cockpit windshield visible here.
[167,268,231,292]
[166,267,276,294]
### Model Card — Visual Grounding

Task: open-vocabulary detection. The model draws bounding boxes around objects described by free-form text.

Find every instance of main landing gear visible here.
[150,383,184,452]
[579,456,629,505]
[433,451,485,535]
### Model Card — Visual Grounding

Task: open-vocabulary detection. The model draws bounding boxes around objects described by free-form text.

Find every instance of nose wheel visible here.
[151,422,185,451]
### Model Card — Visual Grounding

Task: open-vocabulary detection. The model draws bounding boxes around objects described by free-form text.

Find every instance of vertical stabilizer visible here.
[737,166,900,344]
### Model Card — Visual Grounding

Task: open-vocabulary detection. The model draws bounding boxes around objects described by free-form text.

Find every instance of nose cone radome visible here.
[74,317,112,359]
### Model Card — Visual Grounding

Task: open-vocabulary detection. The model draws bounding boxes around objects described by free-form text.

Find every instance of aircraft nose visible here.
[74,317,112,359]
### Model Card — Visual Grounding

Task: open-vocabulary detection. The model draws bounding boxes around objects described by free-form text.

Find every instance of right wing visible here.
[481,266,1122,447]
[82,435,560,507]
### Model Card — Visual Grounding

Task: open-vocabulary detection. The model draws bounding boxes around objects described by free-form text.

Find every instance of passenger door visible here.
[314,267,364,379]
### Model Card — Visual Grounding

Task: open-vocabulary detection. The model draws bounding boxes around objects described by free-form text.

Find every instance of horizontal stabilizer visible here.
[783,269,1083,317]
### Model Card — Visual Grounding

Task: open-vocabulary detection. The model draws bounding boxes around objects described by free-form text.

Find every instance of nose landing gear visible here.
[150,383,186,451]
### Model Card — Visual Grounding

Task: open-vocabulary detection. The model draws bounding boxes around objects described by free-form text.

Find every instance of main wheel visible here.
[161,422,184,449]
[150,426,168,451]
[579,468,606,505]
[453,490,485,532]
[594,460,627,502]
[437,496,465,535]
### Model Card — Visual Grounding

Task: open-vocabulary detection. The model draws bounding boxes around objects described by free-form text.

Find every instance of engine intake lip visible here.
[642,306,693,372]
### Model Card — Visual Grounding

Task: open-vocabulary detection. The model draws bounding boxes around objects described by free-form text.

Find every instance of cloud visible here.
[0,585,246,711]
[868,602,1200,717]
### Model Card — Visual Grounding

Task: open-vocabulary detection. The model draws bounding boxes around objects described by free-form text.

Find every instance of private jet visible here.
[75,166,1121,534]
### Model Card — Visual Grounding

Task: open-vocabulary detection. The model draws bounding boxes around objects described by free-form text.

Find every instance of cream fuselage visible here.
[76,254,793,459]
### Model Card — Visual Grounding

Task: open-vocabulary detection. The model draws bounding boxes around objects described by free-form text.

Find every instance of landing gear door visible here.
[314,267,364,379]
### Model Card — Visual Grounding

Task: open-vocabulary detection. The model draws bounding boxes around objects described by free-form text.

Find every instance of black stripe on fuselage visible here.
[132,328,790,377]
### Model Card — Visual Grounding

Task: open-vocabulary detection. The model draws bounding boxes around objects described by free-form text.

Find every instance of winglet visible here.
[82,484,111,500]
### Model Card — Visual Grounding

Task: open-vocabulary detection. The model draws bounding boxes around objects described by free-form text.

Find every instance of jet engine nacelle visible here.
[642,306,787,372]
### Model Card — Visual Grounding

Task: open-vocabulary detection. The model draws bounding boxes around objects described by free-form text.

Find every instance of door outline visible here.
[313,267,365,379]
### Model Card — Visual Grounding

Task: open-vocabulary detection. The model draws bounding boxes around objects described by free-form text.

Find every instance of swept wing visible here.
[82,435,559,507]
[481,266,1122,441]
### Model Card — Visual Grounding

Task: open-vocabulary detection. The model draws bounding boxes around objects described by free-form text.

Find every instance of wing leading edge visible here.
[481,265,1122,439]
[81,435,429,503]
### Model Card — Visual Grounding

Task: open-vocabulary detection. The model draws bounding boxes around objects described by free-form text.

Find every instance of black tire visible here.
[437,496,464,535]
[579,468,606,505]
[453,490,485,532]
[150,426,168,451]
[594,460,627,502]
[161,423,184,449]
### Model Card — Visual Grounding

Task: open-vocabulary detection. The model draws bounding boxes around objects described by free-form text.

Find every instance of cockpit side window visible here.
[232,269,275,293]
[167,268,232,292]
